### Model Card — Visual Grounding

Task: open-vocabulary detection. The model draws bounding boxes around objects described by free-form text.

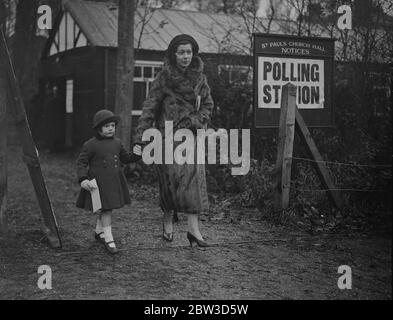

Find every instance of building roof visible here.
[61,0,283,54]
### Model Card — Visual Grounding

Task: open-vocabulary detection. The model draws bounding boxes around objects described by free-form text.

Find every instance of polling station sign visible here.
[253,34,335,127]
[259,57,324,109]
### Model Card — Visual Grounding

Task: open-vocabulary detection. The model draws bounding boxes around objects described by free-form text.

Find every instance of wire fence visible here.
[289,156,392,194]
[291,156,392,169]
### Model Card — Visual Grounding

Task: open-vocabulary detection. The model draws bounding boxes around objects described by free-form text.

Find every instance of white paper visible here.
[90,179,102,213]
[195,95,201,111]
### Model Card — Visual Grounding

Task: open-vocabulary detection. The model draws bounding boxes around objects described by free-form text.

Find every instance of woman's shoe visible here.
[104,241,119,254]
[186,232,209,247]
[162,224,173,242]
[94,232,105,244]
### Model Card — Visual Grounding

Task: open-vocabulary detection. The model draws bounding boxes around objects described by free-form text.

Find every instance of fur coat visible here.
[135,56,214,213]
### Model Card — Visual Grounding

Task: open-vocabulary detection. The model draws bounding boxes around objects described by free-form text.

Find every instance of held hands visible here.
[81,179,96,192]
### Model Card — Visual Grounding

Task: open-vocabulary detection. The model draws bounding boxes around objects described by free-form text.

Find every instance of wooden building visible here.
[38,0,268,148]
[36,0,393,150]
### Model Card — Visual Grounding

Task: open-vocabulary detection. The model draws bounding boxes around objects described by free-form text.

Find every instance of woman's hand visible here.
[177,117,193,130]
[81,179,96,192]
[189,112,205,130]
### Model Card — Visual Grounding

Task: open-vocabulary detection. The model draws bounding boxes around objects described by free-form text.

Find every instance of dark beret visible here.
[167,34,199,63]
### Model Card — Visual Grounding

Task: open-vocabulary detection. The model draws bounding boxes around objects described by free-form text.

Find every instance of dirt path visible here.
[0,147,391,299]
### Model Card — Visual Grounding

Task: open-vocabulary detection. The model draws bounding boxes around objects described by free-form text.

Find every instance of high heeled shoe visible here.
[186,232,209,247]
[162,224,173,242]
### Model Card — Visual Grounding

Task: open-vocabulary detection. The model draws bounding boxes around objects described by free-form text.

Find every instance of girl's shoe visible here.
[162,224,173,242]
[186,232,209,247]
[94,232,105,244]
[173,211,179,223]
[104,241,119,254]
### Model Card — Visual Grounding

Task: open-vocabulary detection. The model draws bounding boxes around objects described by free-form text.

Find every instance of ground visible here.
[0,146,391,300]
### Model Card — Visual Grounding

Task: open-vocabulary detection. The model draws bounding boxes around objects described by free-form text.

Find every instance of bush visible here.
[204,61,392,231]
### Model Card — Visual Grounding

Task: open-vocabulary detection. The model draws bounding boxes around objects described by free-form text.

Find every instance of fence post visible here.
[0,29,61,248]
[274,83,296,210]
[295,107,342,208]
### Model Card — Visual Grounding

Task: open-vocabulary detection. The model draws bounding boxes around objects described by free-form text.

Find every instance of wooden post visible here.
[295,108,342,208]
[115,0,135,150]
[274,83,296,210]
[0,46,7,234]
[0,29,61,248]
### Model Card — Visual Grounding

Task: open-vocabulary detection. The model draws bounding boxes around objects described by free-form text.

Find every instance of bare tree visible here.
[12,0,41,100]
[0,1,8,233]
[114,0,135,149]
[135,0,158,49]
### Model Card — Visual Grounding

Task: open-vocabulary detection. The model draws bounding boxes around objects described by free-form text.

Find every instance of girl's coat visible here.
[76,135,139,211]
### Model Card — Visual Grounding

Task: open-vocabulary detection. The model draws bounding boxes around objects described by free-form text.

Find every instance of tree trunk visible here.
[0,34,7,234]
[114,0,135,150]
[13,0,40,101]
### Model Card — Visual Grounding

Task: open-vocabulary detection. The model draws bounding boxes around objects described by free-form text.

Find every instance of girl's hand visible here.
[133,144,142,156]
[81,179,95,191]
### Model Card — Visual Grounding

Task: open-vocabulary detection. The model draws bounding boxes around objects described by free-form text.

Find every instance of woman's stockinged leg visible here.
[163,209,174,234]
[187,213,203,240]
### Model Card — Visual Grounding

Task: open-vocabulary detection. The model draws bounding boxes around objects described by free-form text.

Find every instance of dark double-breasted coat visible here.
[76,135,140,212]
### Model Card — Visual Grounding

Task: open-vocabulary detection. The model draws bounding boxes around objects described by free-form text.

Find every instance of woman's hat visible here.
[167,34,199,61]
[92,109,120,129]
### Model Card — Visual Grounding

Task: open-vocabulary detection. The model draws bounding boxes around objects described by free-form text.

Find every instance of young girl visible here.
[76,109,142,254]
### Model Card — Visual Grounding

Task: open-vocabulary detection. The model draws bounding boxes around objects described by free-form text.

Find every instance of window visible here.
[133,61,164,116]
[65,79,74,113]
[218,65,253,85]
[134,66,142,78]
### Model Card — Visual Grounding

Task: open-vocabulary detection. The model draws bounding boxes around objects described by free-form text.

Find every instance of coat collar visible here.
[163,56,204,89]
[95,133,115,140]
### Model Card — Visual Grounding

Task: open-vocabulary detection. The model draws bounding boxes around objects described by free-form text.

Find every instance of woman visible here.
[134,34,214,247]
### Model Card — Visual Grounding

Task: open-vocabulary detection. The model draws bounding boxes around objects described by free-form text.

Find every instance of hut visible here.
[38,0,269,148]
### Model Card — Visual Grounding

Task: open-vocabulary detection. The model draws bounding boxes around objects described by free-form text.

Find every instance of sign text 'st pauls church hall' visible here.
[253,34,335,127]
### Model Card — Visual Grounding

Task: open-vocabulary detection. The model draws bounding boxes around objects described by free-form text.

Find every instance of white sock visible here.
[102,226,115,248]
[95,219,105,238]
[95,218,102,232]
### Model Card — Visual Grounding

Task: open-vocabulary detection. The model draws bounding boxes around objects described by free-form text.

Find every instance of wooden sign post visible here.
[0,29,62,248]
[274,83,341,210]
[253,34,341,211]
[274,84,296,210]
[294,107,342,208]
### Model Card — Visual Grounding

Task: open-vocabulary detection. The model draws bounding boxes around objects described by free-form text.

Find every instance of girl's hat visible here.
[167,34,199,64]
[92,109,120,129]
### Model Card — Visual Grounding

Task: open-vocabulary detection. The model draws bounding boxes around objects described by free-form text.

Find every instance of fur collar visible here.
[163,56,204,90]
